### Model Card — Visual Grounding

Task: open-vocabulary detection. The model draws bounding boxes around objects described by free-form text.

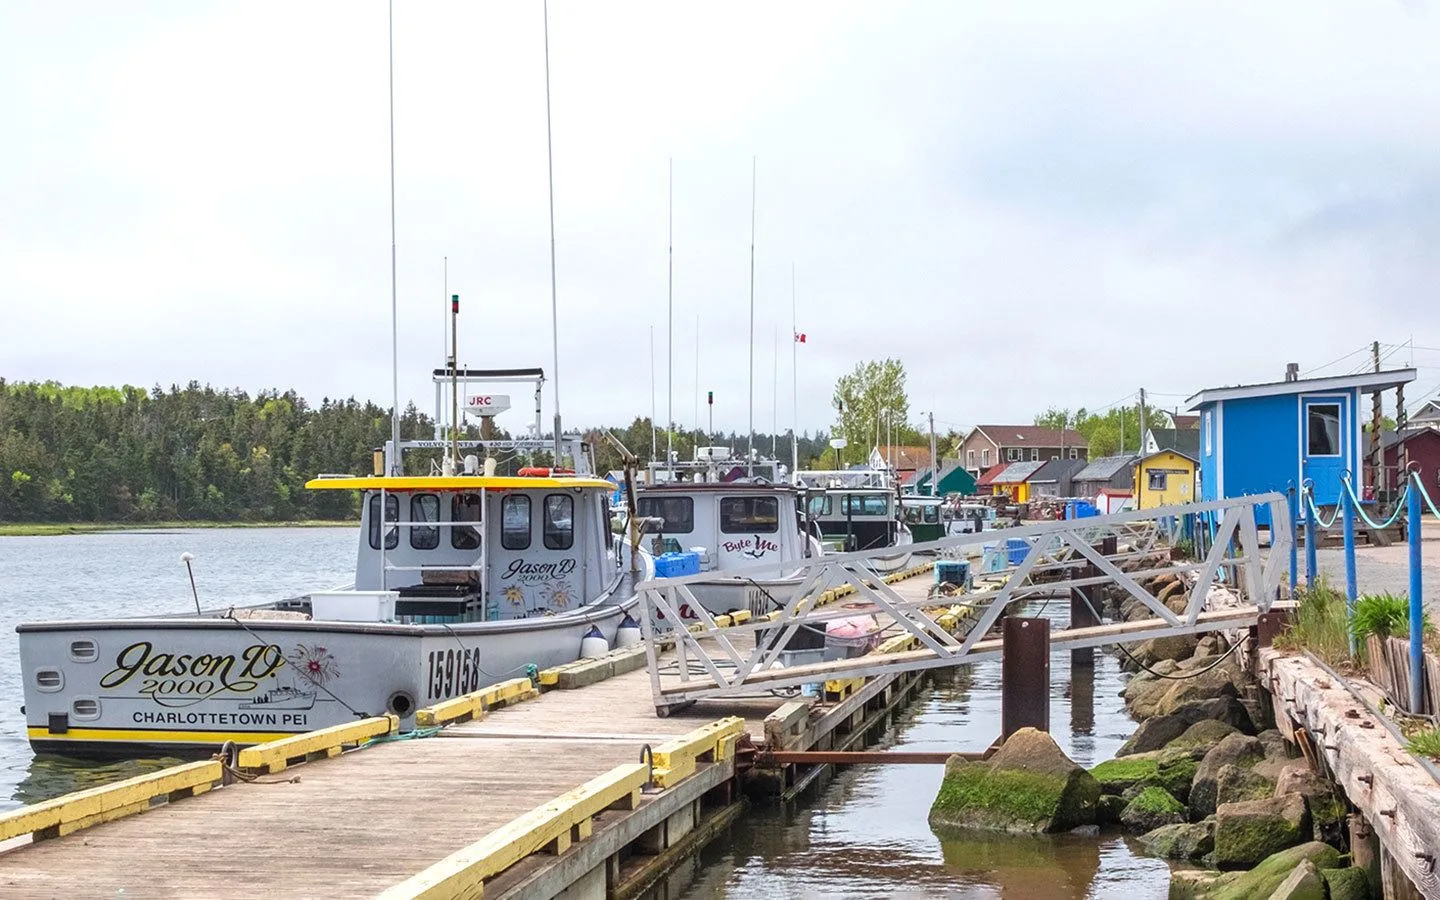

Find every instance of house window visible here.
[636,495,694,533]
[981,449,990,467]
[1068,448,1078,460]
[721,496,779,533]
[1007,448,1020,461]
[543,494,574,550]
[451,493,481,550]
[1147,471,1168,491]
[368,494,399,550]
[1307,403,1342,457]
[501,495,531,550]
[1030,449,1039,462]
[967,450,975,469]
[410,493,440,550]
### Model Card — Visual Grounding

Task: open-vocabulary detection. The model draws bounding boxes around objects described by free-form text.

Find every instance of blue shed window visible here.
[1204,412,1212,456]
[1307,404,1341,457]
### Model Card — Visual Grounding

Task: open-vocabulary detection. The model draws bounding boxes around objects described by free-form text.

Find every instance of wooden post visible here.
[1347,814,1380,899]
[1001,617,1050,740]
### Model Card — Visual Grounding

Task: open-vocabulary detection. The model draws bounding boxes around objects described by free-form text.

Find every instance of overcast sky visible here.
[4,1,1440,439]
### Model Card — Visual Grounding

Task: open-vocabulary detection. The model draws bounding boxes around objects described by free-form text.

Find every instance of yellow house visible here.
[1133,450,1196,509]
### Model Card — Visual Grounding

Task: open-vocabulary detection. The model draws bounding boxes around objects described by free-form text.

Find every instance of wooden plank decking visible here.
[0,661,802,898]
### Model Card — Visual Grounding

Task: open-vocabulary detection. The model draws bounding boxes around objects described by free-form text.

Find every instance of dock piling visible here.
[1001,617,1050,740]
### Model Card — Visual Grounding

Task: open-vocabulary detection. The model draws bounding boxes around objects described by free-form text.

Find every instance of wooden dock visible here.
[0,565,947,899]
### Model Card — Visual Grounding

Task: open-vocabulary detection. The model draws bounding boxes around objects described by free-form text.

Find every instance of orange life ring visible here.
[517,466,575,477]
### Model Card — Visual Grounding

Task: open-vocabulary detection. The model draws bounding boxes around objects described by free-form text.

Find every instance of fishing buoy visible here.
[580,625,609,659]
[615,614,642,649]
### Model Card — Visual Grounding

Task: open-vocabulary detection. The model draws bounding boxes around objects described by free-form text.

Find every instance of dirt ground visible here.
[1310,519,1440,612]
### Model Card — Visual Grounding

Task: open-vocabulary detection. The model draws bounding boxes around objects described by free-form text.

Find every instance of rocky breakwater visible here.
[1094,573,1369,899]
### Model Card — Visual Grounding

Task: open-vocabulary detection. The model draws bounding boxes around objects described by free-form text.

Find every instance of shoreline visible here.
[0,520,357,537]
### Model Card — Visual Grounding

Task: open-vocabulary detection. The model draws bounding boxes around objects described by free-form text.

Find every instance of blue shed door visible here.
[1301,396,1347,505]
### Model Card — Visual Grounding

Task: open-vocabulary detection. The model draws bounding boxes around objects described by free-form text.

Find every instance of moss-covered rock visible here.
[1116,713,1191,756]
[1166,718,1239,753]
[1119,786,1185,833]
[1189,733,1265,820]
[1153,755,1199,803]
[1140,819,1213,860]
[1215,763,1276,806]
[1089,757,1158,794]
[1096,793,1126,825]
[1207,841,1343,900]
[1213,793,1310,870]
[1268,859,1326,900]
[1273,764,1347,846]
[930,728,1100,834]
[1318,866,1370,900]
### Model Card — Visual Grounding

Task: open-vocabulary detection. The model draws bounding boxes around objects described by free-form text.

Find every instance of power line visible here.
[1301,345,1369,377]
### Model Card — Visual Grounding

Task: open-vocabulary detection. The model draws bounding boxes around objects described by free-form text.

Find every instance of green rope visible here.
[1339,474,1410,530]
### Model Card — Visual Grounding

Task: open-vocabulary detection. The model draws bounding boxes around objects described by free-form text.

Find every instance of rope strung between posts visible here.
[1302,485,1342,530]
[1338,473,1410,530]
[1412,470,1440,520]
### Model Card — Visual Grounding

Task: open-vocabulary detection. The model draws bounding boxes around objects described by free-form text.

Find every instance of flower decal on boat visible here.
[288,643,340,684]
[504,585,526,607]
[541,580,571,609]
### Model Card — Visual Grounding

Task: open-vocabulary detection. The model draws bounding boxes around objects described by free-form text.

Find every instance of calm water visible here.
[0,536,1170,896]
[0,526,355,809]
[659,600,1172,899]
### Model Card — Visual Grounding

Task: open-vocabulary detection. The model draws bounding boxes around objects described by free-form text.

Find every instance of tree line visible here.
[0,380,840,524]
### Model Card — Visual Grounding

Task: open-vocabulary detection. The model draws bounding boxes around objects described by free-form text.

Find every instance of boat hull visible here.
[18,599,636,757]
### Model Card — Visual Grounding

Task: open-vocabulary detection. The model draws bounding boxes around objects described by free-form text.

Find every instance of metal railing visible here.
[635,493,1291,709]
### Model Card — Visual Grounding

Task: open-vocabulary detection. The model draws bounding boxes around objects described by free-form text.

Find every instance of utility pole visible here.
[1137,388,1146,454]
[929,411,938,497]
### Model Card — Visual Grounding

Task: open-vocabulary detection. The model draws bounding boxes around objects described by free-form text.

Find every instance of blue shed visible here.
[1185,367,1416,523]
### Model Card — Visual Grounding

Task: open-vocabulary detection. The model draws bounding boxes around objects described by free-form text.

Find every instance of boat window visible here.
[721,496,779,533]
[924,505,940,524]
[451,493,482,550]
[806,495,832,517]
[410,494,440,550]
[902,505,921,524]
[544,494,574,550]
[636,495,694,533]
[368,494,399,550]
[844,495,888,516]
[501,495,531,550]
[1307,403,1341,457]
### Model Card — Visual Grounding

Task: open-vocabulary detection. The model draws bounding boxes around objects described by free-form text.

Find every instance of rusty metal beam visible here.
[760,750,982,765]
[1002,616,1050,739]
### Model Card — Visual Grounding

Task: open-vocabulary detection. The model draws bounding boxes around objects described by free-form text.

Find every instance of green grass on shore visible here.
[0,520,358,537]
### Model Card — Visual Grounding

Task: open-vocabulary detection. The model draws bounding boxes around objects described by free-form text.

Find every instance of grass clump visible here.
[1409,728,1440,761]
[1350,592,1430,643]
[1275,579,1354,666]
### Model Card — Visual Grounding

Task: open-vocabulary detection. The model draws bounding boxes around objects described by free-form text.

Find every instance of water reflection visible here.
[663,601,1172,899]
[12,754,186,807]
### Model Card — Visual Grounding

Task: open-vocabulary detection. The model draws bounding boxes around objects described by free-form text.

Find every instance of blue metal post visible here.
[1342,484,1357,657]
[1304,487,1317,587]
[1408,475,1425,714]
[1287,483,1298,596]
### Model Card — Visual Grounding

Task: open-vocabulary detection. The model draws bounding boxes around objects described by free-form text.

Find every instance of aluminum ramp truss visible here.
[636,493,1291,712]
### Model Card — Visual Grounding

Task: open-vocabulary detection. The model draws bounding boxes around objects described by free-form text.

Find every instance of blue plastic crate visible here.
[1005,538,1029,566]
[655,551,701,578]
[935,560,970,587]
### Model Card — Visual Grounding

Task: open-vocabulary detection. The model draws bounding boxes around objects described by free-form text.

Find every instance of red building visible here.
[1382,426,1440,500]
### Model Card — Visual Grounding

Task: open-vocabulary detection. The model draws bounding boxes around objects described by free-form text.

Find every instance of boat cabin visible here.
[307,474,618,622]
[634,482,809,572]
[806,487,901,553]
[900,495,946,542]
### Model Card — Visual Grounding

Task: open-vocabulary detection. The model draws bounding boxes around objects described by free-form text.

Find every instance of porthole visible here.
[35,669,63,692]
[69,640,99,663]
[71,698,101,720]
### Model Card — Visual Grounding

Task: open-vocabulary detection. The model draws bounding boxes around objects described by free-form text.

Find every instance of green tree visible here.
[832,359,920,465]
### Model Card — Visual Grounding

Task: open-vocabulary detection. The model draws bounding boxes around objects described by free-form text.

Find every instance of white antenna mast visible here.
[386,0,401,475]
[650,325,658,462]
[771,325,778,458]
[791,263,798,479]
[666,157,674,476]
[542,0,562,463]
[439,256,447,441]
[746,156,756,475]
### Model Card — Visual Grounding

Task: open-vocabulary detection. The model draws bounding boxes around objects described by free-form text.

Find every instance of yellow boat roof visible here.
[305,475,615,492]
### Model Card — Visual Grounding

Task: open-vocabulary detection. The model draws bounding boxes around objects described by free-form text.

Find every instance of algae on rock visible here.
[1212,793,1310,870]
[1119,786,1186,833]
[1206,841,1343,900]
[930,728,1099,834]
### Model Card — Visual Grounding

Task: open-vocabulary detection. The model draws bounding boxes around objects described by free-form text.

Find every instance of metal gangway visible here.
[636,493,1292,712]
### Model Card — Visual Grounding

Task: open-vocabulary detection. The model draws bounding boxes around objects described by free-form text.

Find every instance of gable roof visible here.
[1073,454,1137,482]
[1136,448,1198,466]
[872,445,933,472]
[975,463,1011,487]
[1029,457,1088,484]
[1413,400,1440,422]
[971,425,1088,449]
[991,460,1047,484]
[1186,368,1416,409]
[1148,428,1200,458]
[1170,414,1200,430]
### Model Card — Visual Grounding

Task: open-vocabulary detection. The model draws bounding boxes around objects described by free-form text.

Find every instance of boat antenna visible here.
[666,157,674,479]
[746,155,756,476]
[542,0,563,464]
[180,552,201,616]
[771,324,778,460]
[449,292,460,472]
[791,262,798,480]
[438,256,447,442]
[387,0,401,475]
[650,325,658,463]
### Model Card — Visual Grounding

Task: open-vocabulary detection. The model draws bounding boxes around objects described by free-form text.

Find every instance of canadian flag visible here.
[794,332,807,343]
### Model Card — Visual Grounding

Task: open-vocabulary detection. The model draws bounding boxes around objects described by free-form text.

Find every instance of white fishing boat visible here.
[17,378,651,756]
[622,450,821,621]
[794,469,913,573]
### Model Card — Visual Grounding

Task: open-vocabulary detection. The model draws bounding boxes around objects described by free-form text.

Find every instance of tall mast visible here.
[650,325,658,462]
[386,0,400,475]
[666,158,674,476]
[771,326,778,458]
[746,156,756,475]
[542,0,562,462]
[791,263,798,479]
